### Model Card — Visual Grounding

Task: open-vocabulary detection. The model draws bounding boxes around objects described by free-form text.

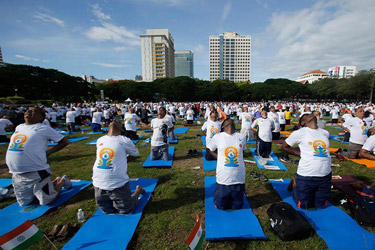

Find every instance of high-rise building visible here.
[140,29,175,82]
[175,50,194,78]
[0,47,5,67]
[209,32,251,82]
[328,66,357,79]
[296,70,329,84]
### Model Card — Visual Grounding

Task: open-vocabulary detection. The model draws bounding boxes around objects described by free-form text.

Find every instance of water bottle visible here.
[77,208,85,223]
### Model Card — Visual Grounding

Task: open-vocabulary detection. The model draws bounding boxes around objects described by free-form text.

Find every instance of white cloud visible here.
[258,0,375,80]
[114,46,133,51]
[194,44,205,53]
[256,0,268,9]
[33,13,65,27]
[91,62,128,68]
[92,3,111,21]
[15,54,49,63]
[222,1,231,22]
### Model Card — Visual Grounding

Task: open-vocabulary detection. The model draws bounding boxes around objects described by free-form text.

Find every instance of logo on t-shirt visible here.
[245,116,251,122]
[224,146,239,167]
[209,126,218,138]
[312,140,328,157]
[126,118,132,124]
[97,148,115,169]
[273,117,279,124]
[9,134,28,151]
[361,124,368,135]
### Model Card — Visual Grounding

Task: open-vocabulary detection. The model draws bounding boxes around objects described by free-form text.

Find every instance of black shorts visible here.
[214,183,245,210]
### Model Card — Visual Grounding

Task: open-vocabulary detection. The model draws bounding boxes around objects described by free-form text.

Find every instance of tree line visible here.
[0,64,374,103]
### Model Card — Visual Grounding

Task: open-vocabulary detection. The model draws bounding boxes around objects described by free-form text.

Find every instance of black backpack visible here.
[267,202,313,241]
[346,194,375,226]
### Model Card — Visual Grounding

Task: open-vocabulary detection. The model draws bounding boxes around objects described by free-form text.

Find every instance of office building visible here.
[175,50,194,78]
[141,29,175,82]
[296,70,329,84]
[328,66,357,78]
[209,32,251,82]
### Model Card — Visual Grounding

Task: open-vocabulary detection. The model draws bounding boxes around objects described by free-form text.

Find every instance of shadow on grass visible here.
[247,183,282,209]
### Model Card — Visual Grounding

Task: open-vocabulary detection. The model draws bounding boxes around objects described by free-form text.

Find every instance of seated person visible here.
[201,111,221,161]
[92,120,144,214]
[251,109,275,158]
[359,131,375,160]
[150,107,172,161]
[282,113,331,209]
[0,115,13,142]
[208,119,247,210]
[6,107,71,206]
[124,108,140,140]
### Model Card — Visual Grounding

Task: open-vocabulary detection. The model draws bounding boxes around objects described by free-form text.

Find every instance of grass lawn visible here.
[1,116,375,250]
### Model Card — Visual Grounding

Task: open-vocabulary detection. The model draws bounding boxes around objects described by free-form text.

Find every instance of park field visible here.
[0,116,374,250]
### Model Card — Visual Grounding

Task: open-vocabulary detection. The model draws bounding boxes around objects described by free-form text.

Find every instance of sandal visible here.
[250,172,260,181]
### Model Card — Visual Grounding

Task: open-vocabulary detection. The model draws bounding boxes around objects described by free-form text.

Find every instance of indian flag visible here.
[0,220,43,250]
[186,214,203,250]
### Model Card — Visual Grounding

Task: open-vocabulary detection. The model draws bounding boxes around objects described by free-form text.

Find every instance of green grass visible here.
[1,117,375,250]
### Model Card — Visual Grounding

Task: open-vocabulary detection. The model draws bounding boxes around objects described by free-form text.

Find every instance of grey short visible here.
[94,182,138,214]
[342,142,363,159]
[12,169,58,206]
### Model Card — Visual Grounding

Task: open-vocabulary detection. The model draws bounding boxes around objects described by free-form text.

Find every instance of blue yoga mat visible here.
[330,135,349,144]
[174,127,189,134]
[48,136,90,146]
[142,146,174,168]
[132,135,145,144]
[205,176,268,240]
[0,180,91,236]
[332,126,342,129]
[201,136,206,146]
[246,140,256,144]
[250,148,288,171]
[269,179,375,250]
[0,179,12,188]
[62,178,158,250]
[169,135,178,144]
[144,129,152,132]
[86,131,105,135]
[202,150,216,171]
[86,139,97,145]
[59,131,77,135]
[0,142,8,145]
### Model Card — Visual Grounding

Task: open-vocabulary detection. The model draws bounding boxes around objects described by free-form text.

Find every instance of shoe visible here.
[55,223,78,241]
[192,149,198,156]
[47,224,62,240]
[62,175,73,189]
[187,150,193,156]
[280,154,292,163]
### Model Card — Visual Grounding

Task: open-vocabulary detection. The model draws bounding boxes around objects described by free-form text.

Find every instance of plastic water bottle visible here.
[77,209,85,223]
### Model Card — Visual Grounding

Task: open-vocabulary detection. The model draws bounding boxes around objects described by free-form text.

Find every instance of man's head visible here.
[158,107,166,118]
[128,108,133,114]
[299,113,317,127]
[243,107,248,113]
[355,106,365,119]
[24,107,45,124]
[108,120,123,136]
[221,118,235,133]
[261,109,267,118]
[210,110,218,121]
[270,106,275,113]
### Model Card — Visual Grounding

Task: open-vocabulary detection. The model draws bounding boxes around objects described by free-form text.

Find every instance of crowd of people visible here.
[2,100,375,213]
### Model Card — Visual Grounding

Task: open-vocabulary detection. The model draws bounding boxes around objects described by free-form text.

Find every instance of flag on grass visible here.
[186,214,203,250]
[0,220,43,250]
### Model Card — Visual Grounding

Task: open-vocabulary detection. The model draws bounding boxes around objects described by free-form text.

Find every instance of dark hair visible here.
[299,114,309,127]
[221,118,234,132]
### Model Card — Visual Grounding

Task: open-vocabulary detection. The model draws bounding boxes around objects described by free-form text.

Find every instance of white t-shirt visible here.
[330,110,339,119]
[66,111,76,123]
[268,112,280,132]
[286,127,331,177]
[278,112,286,125]
[362,135,375,152]
[124,113,140,131]
[150,117,172,146]
[0,119,13,136]
[251,117,275,142]
[164,115,175,128]
[92,112,103,124]
[92,135,139,190]
[208,132,246,185]
[343,117,368,145]
[186,110,194,120]
[240,112,253,130]
[201,120,221,146]
[50,112,58,123]
[342,114,352,122]
[6,123,64,173]
[103,110,110,119]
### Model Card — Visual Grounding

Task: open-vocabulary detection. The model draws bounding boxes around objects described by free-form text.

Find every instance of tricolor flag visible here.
[186,214,203,250]
[0,220,43,250]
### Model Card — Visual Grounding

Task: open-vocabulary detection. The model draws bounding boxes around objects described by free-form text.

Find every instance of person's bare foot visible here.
[133,185,145,197]
[287,179,296,191]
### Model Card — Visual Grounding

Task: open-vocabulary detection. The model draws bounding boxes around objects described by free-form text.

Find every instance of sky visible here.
[1,0,374,82]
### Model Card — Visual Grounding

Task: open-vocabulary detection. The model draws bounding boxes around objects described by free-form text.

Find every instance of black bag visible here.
[267,202,313,241]
[347,195,375,226]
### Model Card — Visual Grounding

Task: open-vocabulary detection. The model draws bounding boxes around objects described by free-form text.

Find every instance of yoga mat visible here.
[62,178,158,250]
[333,126,342,130]
[202,150,217,171]
[132,134,145,144]
[205,176,268,240]
[331,175,360,197]
[168,135,178,144]
[6,132,13,135]
[269,179,375,250]
[0,180,92,236]
[48,136,90,146]
[246,140,256,144]
[59,131,77,135]
[142,146,174,168]
[201,135,206,146]
[0,142,8,145]
[250,148,288,171]
[330,148,375,168]
[0,179,12,188]
[86,131,105,135]
[174,127,189,134]
[330,135,349,144]
[86,139,97,145]
[144,129,152,132]
[182,123,198,126]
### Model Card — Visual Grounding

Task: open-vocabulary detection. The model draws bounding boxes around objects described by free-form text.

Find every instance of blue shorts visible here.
[92,123,101,132]
[214,182,245,210]
[292,172,332,209]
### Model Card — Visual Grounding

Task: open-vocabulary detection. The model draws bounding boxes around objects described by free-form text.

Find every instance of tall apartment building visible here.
[0,47,5,67]
[328,66,357,79]
[175,50,194,78]
[209,32,251,82]
[140,29,175,82]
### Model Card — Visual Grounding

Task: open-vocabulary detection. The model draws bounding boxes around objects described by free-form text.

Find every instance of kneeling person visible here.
[93,121,144,214]
[208,119,247,210]
[150,107,172,161]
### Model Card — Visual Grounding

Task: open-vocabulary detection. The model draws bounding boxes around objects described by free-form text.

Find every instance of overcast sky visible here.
[1,0,374,82]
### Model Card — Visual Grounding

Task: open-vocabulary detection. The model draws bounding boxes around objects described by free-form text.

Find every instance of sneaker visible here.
[62,175,73,189]
[280,155,292,163]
